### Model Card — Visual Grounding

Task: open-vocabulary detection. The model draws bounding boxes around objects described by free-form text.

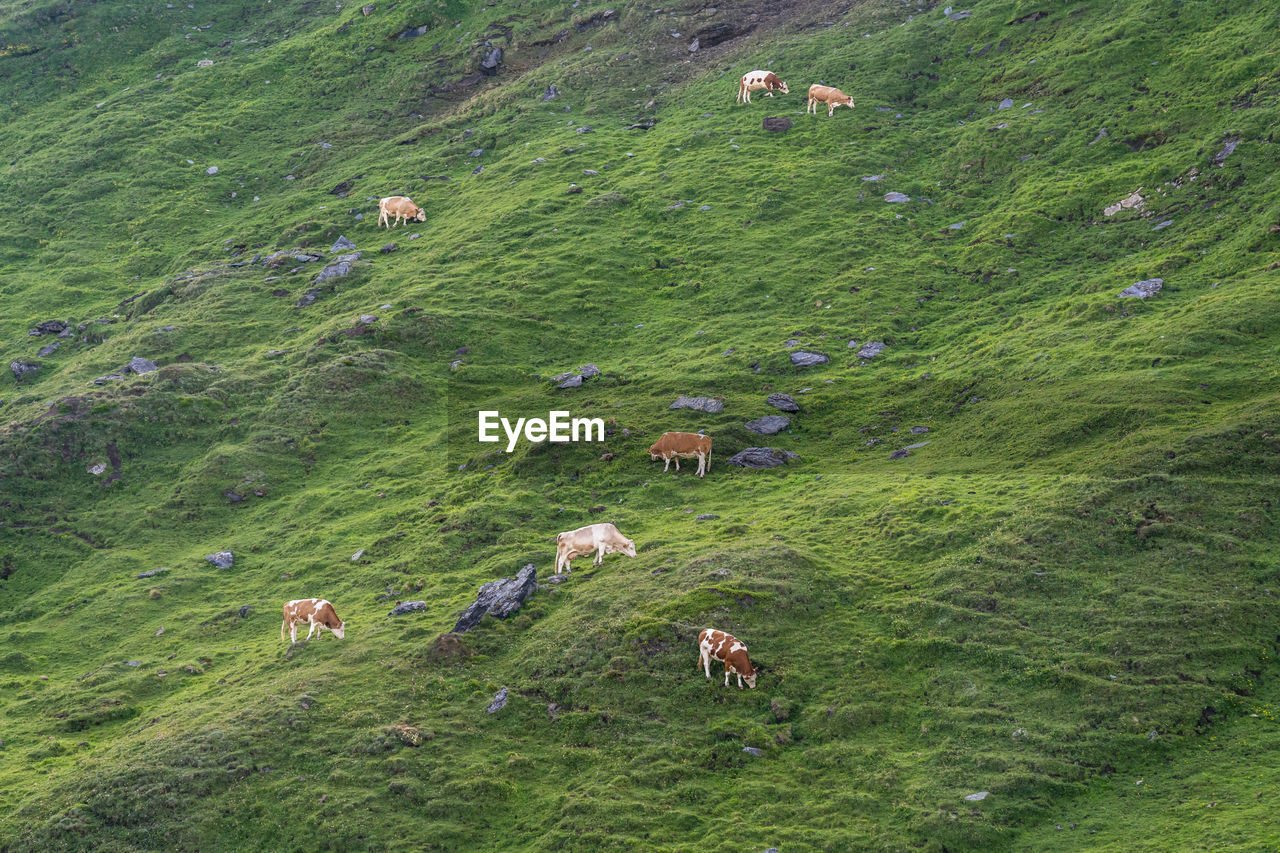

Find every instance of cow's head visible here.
[648,443,661,459]
[332,621,346,639]
[776,81,789,94]
[843,96,855,108]
[743,669,758,689]
[620,537,637,558]
[413,206,427,222]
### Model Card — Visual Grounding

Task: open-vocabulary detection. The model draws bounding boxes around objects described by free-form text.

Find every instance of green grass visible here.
[1,0,1280,849]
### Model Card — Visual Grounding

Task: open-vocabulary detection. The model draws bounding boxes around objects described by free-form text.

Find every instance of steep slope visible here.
[1,0,1279,849]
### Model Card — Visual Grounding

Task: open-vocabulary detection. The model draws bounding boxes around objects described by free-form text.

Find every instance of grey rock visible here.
[542,84,560,102]
[696,514,719,521]
[910,426,930,434]
[28,320,68,337]
[397,24,429,39]
[331,235,357,252]
[578,363,601,377]
[1089,127,1108,145]
[37,342,60,358]
[87,463,108,475]
[1119,278,1162,299]
[136,568,169,579]
[296,288,321,308]
[583,169,599,176]
[380,243,397,254]
[699,205,712,211]
[486,687,509,713]
[314,261,353,284]
[157,325,177,332]
[558,375,583,388]
[238,605,251,619]
[575,125,593,134]
[1152,219,1173,231]
[964,791,989,801]
[206,166,218,175]
[790,351,829,367]
[688,38,700,52]
[997,98,1013,110]
[205,550,234,569]
[351,549,365,562]
[224,490,244,503]
[766,393,799,413]
[742,746,763,757]
[127,356,158,375]
[469,149,484,157]
[728,447,800,469]
[762,116,792,133]
[884,192,911,202]
[1213,137,1239,167]
[670,395,724,414]
[479,46,503,75]
[472,166,483,175]
[862,174,886,182]
[362,5,375,15]
[389,600,427,616]
[890,441,930,460]
[857,341,886,359]
[745,415,791,435]
[454,563,538,633]
[10,361,39,380]
[359,314,378,325]
[126,660,142,667]
[58,325,75,338]
[947,221,965,230]
[947,9,972,19]
[551,372,575,383]
[91,374,124,385]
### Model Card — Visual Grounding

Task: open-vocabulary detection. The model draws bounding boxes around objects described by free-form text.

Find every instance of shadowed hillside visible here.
[1,0,1279,849]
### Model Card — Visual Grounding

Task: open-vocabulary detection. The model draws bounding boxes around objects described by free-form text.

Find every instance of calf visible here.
[698,628,758,689]
[554,522,636,575]
[807,84,855,117]
[737,70,789,104]
[281,598,346,643]
[648,431,712,478]
[377,195,427,228]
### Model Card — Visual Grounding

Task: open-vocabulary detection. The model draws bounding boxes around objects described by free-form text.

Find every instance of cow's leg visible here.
[736,672,744,689]
[673,457,680,471]
[723,667,731,687]
[305,621,317,641]
[697,453,706,478]
[701,648,712,678]
[281,619,288,641]
[829,104,835,118]
[290,622,298,643]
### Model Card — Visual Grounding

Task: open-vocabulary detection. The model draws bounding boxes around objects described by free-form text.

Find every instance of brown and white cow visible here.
[281,598,347,643]
[698,628,758,689]
[554,522,637,575]
[737,70,789,104]
[377,195,427,228]
[648,431,712,478]
[807,84,855,117]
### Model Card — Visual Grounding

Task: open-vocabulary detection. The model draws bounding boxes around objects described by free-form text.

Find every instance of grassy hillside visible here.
[1,0,1279,849]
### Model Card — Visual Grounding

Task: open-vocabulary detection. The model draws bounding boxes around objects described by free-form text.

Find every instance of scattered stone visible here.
[453,563,538,633]
[389,600,427,616]
[742,746,763,757]
[1119,278,1162,299]
[126,356,158,375]
[884,192,911,202]
[566,185,582,194]
[397,24,429,39]
[87,463,107,476]
[359,314,378,325]
[1089,127,1108,145]
[790,351,829,367]
[196,59,213,67]
[486,687,509,713]
[745,415,791,435]
[766,393,800,413]
[728,447,800,469]
[205,166,218,175]
[670,395,724,414]
[10,361,39,380]
[224,490,244,503]
[762,116,792,132]
[910,426,930,434]
[37,342,60,358]
[28,320,68,337]
[469,149,484,158]
[158,326,177,332]
[862,174,885,182]
[331,235,357,252]
[91,374,124,385]
[205,550,234,569]
[361,4,375,15]
[296,288,321,308]
[997,98,1013,109]
[947,9,972,20]
[314,260,353,284]
[688,37,700,52]
[699,205,712,211]
[1103,190,1144,217]
[479,46,503,75]
[578,363,601,377]
[136,568,169,579]
[583,169,599,176]
[126,660,142,667]
[947,221,965,230]
[380,243,397,254]
[351,549,365,562]
[1212,137,1239,167]
[558,375,583,389]
[1152,219,1173,231]
[696,514,719,521]
[575,126,593,134]
[964,791,989,802]
[542,84,560,102]
[857,341,886,359]
[889,441,930,460]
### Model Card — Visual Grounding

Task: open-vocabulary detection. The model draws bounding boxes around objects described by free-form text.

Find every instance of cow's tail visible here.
[735,78,744,102]
[280,619,287,640]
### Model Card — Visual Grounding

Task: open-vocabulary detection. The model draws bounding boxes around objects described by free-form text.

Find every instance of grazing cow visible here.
[554,522,636,575]
[737,70,789,104]
[377,195,427,228]
[281,598,347,643]
[648,431,712,478]
[807,84,855,117]
[698,628,758,689]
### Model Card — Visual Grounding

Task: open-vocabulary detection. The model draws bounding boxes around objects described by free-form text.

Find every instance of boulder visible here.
[136,568,169,579]
[453,563,538,633]
[766,393,800,413]
[331,235,357,252]
[126,356,158,375]
[37,342,60,358]
[856,341,886,359]
[578,363,601,377]
[1212,137,1239,167]
[380,243,397,254]
[10,361,39,380]
[314,261,353,284]
[479,46,503,76]
[790,351,829,367]
[351,549,365,562]
[745,415,791,435]
[1119,278,1162,299]
[205,550,234,569]
[964,791,989,802]
[389,601,427,616]
[28,320,68,337]
[542,84,560,102]
[486,687,509,713]
[296,288,321,308]
[670,395,724,414]
[884,192,911,202]
[727,447,800,469]
[558,375,583,389]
